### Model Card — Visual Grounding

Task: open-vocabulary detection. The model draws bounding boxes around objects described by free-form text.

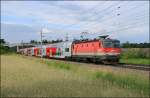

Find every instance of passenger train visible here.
[19,35,121,64]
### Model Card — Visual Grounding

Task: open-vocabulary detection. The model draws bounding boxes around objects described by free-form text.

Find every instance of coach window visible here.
[65,48,69,52]
[92,43,94,46]
[99,43,101,47]
[82,44,83,47]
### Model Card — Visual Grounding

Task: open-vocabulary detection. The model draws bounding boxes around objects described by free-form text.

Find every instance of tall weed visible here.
[93,71,149,95]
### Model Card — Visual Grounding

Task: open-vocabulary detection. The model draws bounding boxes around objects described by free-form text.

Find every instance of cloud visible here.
[1,23,40,43]
[1,1,149,43]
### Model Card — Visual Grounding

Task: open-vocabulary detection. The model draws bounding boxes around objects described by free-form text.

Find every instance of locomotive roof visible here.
[73,38,119,44]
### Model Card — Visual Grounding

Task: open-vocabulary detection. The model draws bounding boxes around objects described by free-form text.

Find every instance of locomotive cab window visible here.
[103,41,112,48]
[65,48,69,52]
[103,40,120,48]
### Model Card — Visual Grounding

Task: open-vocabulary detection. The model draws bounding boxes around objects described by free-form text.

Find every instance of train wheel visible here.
[111,62,119,65]
[92,58,97,63]
[102,61,110,65]
[86,58,91,63]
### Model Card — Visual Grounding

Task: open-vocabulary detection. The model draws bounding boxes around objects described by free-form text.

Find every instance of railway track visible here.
[117,64,150,71]
[22,55,150,71]
[65,60,149,71]
[48,58,150,71]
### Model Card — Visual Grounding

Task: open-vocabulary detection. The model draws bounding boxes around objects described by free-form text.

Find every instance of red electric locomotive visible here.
[71,35,121,63]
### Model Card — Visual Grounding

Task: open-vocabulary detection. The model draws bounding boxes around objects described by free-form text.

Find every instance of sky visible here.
[1,1,149,43]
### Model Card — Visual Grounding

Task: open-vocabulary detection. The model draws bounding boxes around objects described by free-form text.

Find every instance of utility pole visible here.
[65,33,68,41]
[40,29,43,58]
[21,40,23,49]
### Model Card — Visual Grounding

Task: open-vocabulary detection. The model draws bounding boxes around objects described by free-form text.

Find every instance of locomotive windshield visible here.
[103,40,120,48]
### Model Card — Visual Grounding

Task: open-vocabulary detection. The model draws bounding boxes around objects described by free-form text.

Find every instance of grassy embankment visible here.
[1,54,149,97]
[120,48,150,65]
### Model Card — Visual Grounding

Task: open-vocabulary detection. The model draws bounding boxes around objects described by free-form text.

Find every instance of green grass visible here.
[93,71,149,95]
[1,54,149,97]
[120,58,150,65]
[45,60,72,70]
[120,48,150,65]
[41,56,150,95]
[121,48,150,58]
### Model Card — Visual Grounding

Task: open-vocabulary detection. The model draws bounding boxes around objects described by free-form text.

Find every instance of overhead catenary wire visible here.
[51,1,124,40]
[42,1,108,40]
[82,2,148,30]
[44,1,148,41]
[79,20,148,39]
[89,14,148,31]
[65,1,122,30]
[54,1,108,29]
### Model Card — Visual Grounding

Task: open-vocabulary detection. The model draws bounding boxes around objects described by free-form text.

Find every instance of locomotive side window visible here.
[103,41,113,48]
[103,40,120,48]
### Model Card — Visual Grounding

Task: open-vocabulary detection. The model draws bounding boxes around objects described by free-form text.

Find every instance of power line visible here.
[56,1,121,32]
[54,1,108,29]
[90,14,148,29]
[108,22,148,33]
[44,1,148,40]
[81,20,148,38]
[82,2,148,30]
[66,1,122,30]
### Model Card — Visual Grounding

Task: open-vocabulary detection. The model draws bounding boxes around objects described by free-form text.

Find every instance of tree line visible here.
[30,39,63,44]
[121,41,150,48]
[0,39,150,48]
[30,40,150,48]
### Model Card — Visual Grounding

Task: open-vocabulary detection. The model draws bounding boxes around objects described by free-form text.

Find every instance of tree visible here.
[0,39,6,44]
[42,40,48,44]
[122,41,150,48]
[30,40,38,44]
[122,41,130,48]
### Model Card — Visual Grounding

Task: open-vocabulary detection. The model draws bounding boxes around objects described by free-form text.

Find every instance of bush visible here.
[0,45,11,54]
[121,48,150,59]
